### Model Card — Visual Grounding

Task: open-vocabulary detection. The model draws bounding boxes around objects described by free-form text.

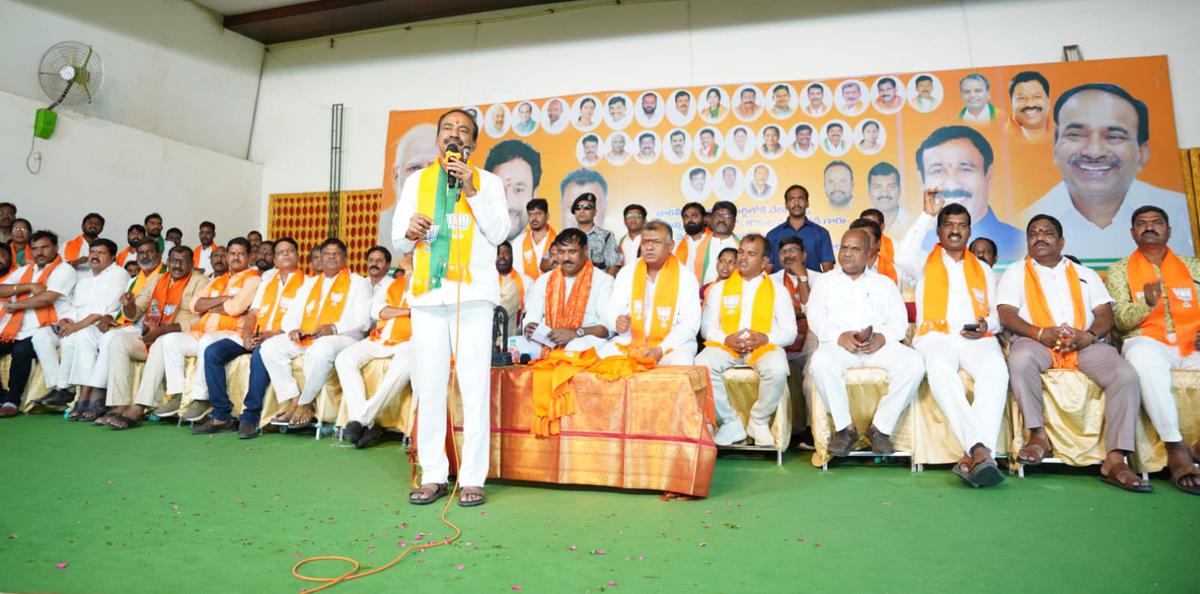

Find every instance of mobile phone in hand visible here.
[962,323,980,332]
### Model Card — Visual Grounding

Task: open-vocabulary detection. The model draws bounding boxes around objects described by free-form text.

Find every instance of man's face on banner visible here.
[670,133,686,156]
[960,77,990,112]
[722,167,737,188]
[611,135,626,155]
[921,137,992,223]
[916,79,934,100]
[689,171,706,192]
[842,83,861,106]
[753,166,769,187]
[674,93,690,114]
[739,89,756,107]
[1052,89,1150,206]
[393,125,437,195]
[1012,80,1050,129]
[546,99,563,123]
[827,125,844,146]
[494,156,536,241]
[795,127,812,148]
[868,172,901,214]
[639,136,655,156]
[808,86,824,106]
[700,131,715,150]
[733,128,748,150]
[641,93,657,115]
[824,164,852,205]
[773,87,790,109]
[609,100,626,122]
[517,102,532,123]
[583,139,599,160]
[878,80,897,103]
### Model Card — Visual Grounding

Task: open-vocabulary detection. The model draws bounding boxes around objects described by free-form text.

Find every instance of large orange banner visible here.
[381,55,1190,267]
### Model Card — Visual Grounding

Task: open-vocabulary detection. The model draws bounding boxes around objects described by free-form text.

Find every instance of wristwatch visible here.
[798,275,808,284]
[576,328,585,338]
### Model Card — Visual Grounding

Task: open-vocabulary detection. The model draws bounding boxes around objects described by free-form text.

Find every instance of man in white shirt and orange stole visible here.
[394,109,511,507]
[60,212,105,271]
[519,198,555,281]
[696,234,795,447]
[808,229,925,457]
[998,214,1148,493]
[521,228,613,356]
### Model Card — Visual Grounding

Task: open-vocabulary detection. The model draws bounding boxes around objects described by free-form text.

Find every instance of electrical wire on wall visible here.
[27,134,42,174]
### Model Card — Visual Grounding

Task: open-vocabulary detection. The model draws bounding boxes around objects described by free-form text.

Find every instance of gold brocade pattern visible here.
[267,190,384,276]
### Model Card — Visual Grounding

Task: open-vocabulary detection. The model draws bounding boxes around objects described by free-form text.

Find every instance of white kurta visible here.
[520,268,614,354]
[46,263,129,390]
[600,260,702,365]
[996,257,1113,328]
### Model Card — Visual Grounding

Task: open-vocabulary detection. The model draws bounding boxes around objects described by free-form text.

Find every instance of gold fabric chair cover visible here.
[910,371,1015,465]
[804,367,917,468]
[719,367,792,453]
[332,360,415,433]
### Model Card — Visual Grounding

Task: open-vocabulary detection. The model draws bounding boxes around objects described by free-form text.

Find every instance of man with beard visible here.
[969,237,998,268]
[696,128,720,160]
[667,130,688,162]
[484,138,542,243]
[0,202,14,243]
[193,221,216,274]
[823,161,854,209]
[809,229,925,456]
[638,92,659,122]
[521,228,614,356]
[1106,206,1200,494]
[791,124,815,157]
[894,190,1008,488]
[734,87,763,120]
[519,199,555,280]
[804,83,828,117]
[247,230,263,253]
[1021,83,1191,258]
[769,84,793,118]
[676,202,712,284]
[256,240,275,272]
[101,245,209,429]
[496,241,528,340]
[1005,71,1052,142]
[208,245,228,280]
[867,162,911,234]
[958,73,1000,123]
[39,240,130,420]
[697,234,795,447]
[143,213,173,259]
[380,124,438,245]
[116,224,146,267]
[580,135,601,166]
[636,133,657,163]
[916,126,1023,261]
[998,214,1149,493]
[766,184,835,272]
[61,213,105,271]
[0,231,77,415]
[874,77,904,111]
[838,81,866,116]
[166,228,183,248]
[823,123,848,155]
[770,237,816,367]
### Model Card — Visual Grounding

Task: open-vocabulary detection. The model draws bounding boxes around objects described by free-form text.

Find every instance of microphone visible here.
[445,142,463,192]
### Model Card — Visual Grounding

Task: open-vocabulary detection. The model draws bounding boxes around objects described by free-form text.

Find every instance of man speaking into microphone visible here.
[393,109,511,507]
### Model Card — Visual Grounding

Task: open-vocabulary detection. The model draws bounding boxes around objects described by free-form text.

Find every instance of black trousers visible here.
[0,337,36,406]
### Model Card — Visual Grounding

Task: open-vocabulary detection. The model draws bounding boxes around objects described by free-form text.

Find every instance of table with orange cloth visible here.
[439,365,718,497]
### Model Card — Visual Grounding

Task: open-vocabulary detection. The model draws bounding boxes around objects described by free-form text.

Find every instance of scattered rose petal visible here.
[56,562,69,569]
[698,542,707,548]
[399,522,409,528]
[814,543,822,548]
[465,541,475,547]
[414,534,426,541]
[293,553,302,558]
[882,501,892,507]
[456,564,465,570]
[638,555,645,561]
[568,545,577,551]
[481,511,490,517]
[170,504,179,510]
[623,556,630,561]
[797,537,806,542]
[511,587,523,591]
[591,549,606,556]
[608,581,619,586]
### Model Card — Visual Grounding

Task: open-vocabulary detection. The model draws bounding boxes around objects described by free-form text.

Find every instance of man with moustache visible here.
[616,204,646,272]
[365,246,392,300]
[115,224,146,267]
[912,75,938,111]
[700,202,740,284]
[637,92,660,125]
[207,245,228,280]
[192,221,216,274]
[1106,206,1200,494]
[580,135,601,166]
[1005,71,1052,142]
[770,237,816,367]
[559,168,610,232]
[496,241,528,339]
[380,123,438,245]
[766,185,835,272]
[747,165,773,200]
[61,213,106,270]
[734,87,763,120]
[697,128,720,159]
[485,139,542,243]
[670,90,693,125]
[808,228,925,456]
[636,133,657,163]
[874,77,904,111]
[969,238,998,268]
[866,162,912,234]
[895,190,1008,487]
[791,124,815,157]
[697,234,795,447]
[256,240,275,272]
[247,230,263,253]
[998,214,1148,492]
[519,199,556,280]
[668,130,688,161]
[838,81,866,115]
[520,228,614,356]
[823,123,849,155]
[823,161,854,209]
[1021,83,1192,259]
[0,202,14,243]
[571,193,619,274]
[543,98,566,132]
[916,126,1023,261]
[769,85,793,118]
[804,83,828,117]
[607,95,628,126]
[859,209,898,285]
[958,73,1000,123]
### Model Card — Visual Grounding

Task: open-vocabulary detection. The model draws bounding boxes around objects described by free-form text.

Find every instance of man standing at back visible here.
[766,185,834,273]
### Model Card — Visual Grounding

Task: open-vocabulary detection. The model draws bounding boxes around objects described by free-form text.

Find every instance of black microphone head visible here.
[445,142,461,154]
[519,354,531,364]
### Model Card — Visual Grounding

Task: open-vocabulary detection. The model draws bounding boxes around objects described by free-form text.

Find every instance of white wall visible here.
[0,0,266,244]
[250,0,1200,209]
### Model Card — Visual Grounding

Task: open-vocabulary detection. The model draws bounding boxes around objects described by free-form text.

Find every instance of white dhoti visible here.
[695,346,789,427]
[596,339,698,366]
[809,341,925,434]
[85,326,139,389]
[154,332,199,397]
[188,331,240,401]
[31,326,62,390]
[260,333,357,405]
[914,333,1009,452]
[334,339,412,427]
[412,301,494,488]
[56,326,104,389]
[1122,335,1200,443]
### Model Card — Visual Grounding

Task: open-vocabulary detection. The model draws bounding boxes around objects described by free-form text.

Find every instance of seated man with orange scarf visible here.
[101,245,209,429]
[599,220,701,366]
[1106,206,1200,495]
[520,228,613,356]
[848,218,898,286]
[696,234,795,447]
[0,230,77,416]
[859,208,899,285]
[333,266,414,448]
[258,238,371,430]
[895,192,1007,488]
[155,237,261,421]
[998,214,1148,492]
[59,212,105,271]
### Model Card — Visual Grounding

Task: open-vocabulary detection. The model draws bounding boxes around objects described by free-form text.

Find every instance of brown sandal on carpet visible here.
[1100,461,1153,493]
[458,486,486,507]
[1017,435,1051,466]
[951,455,977,486]
[409,483,448,505]
[1167,447,1200,496]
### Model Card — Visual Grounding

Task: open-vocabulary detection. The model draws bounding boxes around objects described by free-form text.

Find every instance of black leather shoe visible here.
[355,424,385,449]
[342,421,363,444]
[829,425,859,457]
[38,389,74,407]
[191,419,235,435]
[866,424,896,456]
[237,421,258,439]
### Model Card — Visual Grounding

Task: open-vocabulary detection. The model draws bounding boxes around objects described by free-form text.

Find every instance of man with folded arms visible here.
[521,228,614,356]
[39,239,129,421]
[600,220,700,365]
[156,237,261,421]
[0,231,77,417]
[196,238,304,437]
[1105,206,1200,494]
[697,234,795,447]
[808,228,925,456]
[334,263,414,449]
[248,238,370,433]
[894,190,1007,487]
[102,245,208,429]
[998,215,1149,492]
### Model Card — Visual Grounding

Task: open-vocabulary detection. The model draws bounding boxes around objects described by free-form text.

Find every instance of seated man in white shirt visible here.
[519,228,614,357]
[808,229,926,456]
[252,238,371,432]
[599,220,701,365]
[696,234,796,447]
[2,231,78,414]
[334,270,414,449]
[895,191,1007,487]
[41,239,131,421]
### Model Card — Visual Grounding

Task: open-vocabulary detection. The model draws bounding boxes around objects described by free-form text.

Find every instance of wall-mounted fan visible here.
[34,41,105,139]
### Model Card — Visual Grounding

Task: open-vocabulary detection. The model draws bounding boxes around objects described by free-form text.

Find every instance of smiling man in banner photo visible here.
[1020,83,1192,260]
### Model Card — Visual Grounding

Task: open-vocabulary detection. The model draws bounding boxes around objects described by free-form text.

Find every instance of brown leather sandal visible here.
[458,486,486,507]
[408,483,448,505]
[1168,448,1200,496]
[1100,461,1153,493]
[1017,435,1051,466]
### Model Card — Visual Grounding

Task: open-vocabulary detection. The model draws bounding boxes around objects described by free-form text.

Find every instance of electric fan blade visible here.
[80,46,93,69]
[82,83,92,103]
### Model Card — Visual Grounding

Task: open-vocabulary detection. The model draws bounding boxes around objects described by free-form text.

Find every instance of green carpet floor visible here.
[1,414,1194,593]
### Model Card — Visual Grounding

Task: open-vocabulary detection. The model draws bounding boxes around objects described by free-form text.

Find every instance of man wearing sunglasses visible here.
[571,193,619,275]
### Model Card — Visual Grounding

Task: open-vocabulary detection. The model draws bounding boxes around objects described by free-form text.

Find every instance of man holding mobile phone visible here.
[893,188,1008,488]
